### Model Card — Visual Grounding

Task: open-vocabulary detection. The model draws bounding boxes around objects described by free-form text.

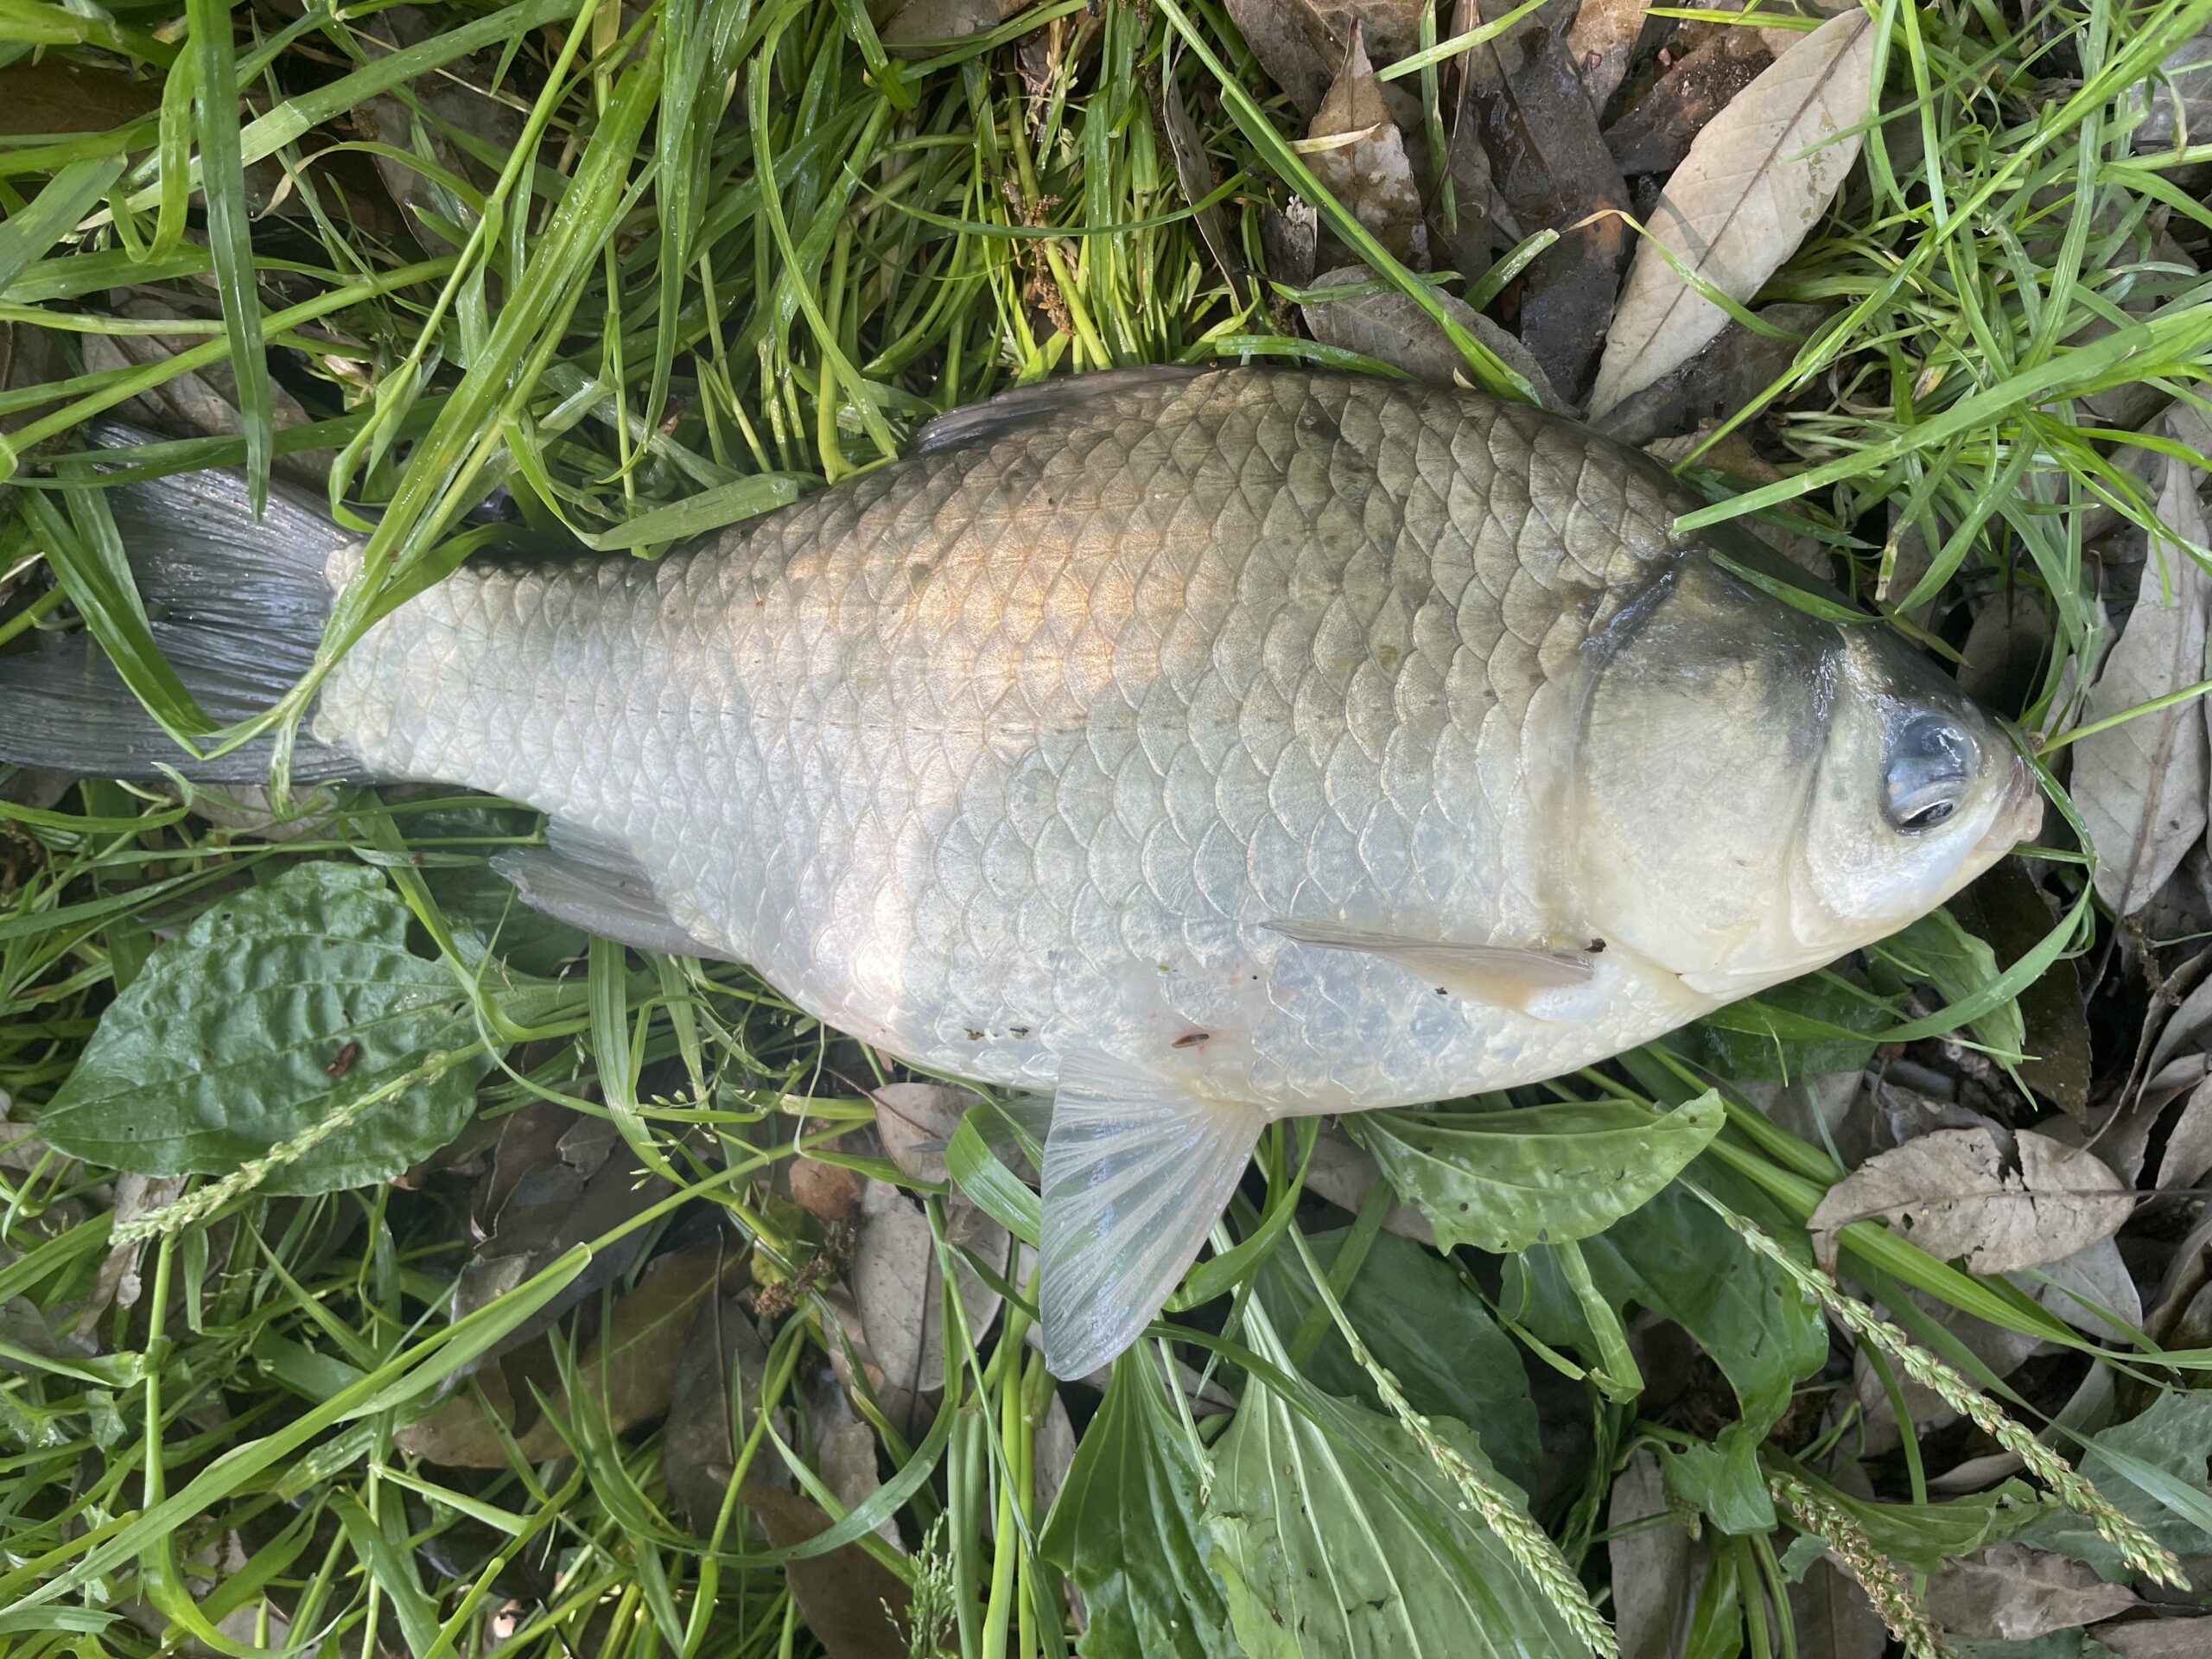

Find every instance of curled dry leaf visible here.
[1305,26,1429,268]
[1921,1544,2138,1641]
[2070,437,2212,917]
[1589,10,1875,416]
[1808,1127,2135,1276]
[1302,265,1565,407]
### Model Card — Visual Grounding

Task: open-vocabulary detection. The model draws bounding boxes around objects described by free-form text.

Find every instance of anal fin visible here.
[1266,920,1610,1022]
[1040,1052,1265,1379]
[489,823,730,960]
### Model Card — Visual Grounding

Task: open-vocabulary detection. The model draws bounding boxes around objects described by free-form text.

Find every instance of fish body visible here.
[3,366,2041,1375]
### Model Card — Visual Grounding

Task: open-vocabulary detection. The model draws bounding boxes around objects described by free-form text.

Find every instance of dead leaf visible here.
[791,1153,865,1224]
[81,1173,188,1332]
[2091,1616,2212,1657]
[1788,1555,1888,1659]
[1604,26,1774,177]
[2158,1076,2212,1192]
[873,0,1033,45]
[2133,25,2212,150]
[1302,264,1566,407]
[1609,1449,1702,1659]
[740,1481,912,1659]
[1922,1543,2138,1641]
[1224,0,1427,118]
[2071,438,2212,916]
[664,1290,774,1531]
[871,1082,973,1185]
[1567,0,1648,117]
[1262,196,1321,284]
[1305,26,1429,269]
[2033,1235,2143,1343]
[1304,1122,1436,1244]
[1160,64,1251,309]
[1033,1389,1077,1517]
[1948,858,2091,1120]
[804,1362,900,1548]
[1460,0,1631,401]
[1643,423,1824,572]
[854,1179,1008,1416]
[1808,1127,2136,1275]
[81,303,316,481]
[1589,10,1874,416]
[1591,301,1829,446]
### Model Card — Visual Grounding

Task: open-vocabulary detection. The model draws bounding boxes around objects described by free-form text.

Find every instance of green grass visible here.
[3,1,2212,1656]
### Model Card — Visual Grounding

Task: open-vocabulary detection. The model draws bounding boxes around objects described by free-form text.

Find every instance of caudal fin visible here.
[0,430,359,783]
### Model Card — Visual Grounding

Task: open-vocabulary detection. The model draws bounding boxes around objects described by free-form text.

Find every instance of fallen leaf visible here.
[791,1152,864,1224]
[1788,1554,1889,1659]
[1305,26,1429,268]
[1261,195,1320,284]
[1591,301,1831,446]
[2158,1076,2212,1192]
[1224,0,1427,118]
[2070,438,2212,917]
[1961,586,2057,716]
[2033,1235,2143,1344]
[873,0,1033,45]
[805,1362,899,1547]
[1302,1122,1436,1244]
[1604,26,1773,177]
[1923,1543,2139,1641]
[1950,858,2090,1121]
[663,1289,774,1532]
[1589,10,1874,416]
[741,1481,912,1658]
[1609,1450,1702,1659]
[853,1179,1008,1417]
[1302,264,1566,406]
[1808,1127,2136,1275]
[1460,0,1631,400]
[1567,0,1648,118]
[870,1081,971,1185]
[2133,24,2212,150]
[1432,113,1496,283]
[2091,1616,2212,1657]
[1160,63,1250,308]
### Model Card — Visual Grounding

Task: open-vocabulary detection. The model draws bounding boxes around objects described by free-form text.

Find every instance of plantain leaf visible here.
[38,862,494,1193]
[1348,1090,1724,1254]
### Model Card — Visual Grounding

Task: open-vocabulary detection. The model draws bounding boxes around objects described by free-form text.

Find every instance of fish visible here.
[0,365,2044,1377]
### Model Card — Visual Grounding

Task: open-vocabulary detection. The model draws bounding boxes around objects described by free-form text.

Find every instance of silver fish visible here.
[2,366,2042,1376]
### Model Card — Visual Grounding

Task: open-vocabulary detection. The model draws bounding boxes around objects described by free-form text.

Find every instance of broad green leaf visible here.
[1255,1229,1541,1495]
[1200,1362,1586,1657]
[38,862,489,1193]
[1039,1348,1234,1659]
[2024,1388,2212,1581]
[1814,1477,2048,1573]
[1349,1090,1723,1254]
[1504,1172,1827,1530]
[1686,972,1891,1079]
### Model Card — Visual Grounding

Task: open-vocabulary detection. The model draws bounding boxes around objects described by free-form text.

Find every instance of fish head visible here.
[1571,551,2043,1000]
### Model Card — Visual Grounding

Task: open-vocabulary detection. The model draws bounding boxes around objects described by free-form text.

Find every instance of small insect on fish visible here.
[0,367,2044,1378]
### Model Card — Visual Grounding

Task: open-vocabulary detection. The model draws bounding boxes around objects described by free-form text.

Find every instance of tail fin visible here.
[0,429,359,784]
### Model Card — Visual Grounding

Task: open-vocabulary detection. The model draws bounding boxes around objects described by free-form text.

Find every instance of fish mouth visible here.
[1978,750,2046,859]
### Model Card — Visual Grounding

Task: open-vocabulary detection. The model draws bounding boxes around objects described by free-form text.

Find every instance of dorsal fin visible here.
[912,366,1207,457]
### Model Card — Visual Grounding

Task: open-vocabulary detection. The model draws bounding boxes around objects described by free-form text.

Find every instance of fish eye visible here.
[1883,713,1975,834]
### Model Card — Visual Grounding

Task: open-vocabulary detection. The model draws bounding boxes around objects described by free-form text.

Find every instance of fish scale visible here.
[315,369,1684,1109]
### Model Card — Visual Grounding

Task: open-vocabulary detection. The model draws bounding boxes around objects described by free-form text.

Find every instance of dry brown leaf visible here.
[663,1290,774,1531]
[1787,1556,1887,1659]
[1807,1127,2135,1275]
[1305,26,1429,268]
[854,1179,1008,1408]
[1567,0,1646,116]
[2091,1616,2212,1657]
[873,0,1033,45]
[1922,1543,2137,1641]
[1589,10,1873,416]
[1302,264,1565,406]
[1262,196,1321,284]
[1304,1122,1437,1244]
[2158,1075,2212,1193]
[1604,26,1773,178]
[2133,25,2212,150]
[2070,440,2212,917]
[1160,65,1251,308]
[1459,0,1630,400]
[1225,0,1427,118]
[740,1481,912,1659]
[871,1081,972,1184]
[1608,1450,1702,1659]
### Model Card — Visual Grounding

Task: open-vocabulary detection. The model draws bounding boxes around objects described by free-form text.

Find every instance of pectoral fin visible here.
[1265,921,1610,1022]
[490,823,731,960]
[1039,1053,1265,1380]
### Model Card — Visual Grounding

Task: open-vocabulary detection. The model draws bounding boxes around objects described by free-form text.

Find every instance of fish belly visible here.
[314,368,1703,1109]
